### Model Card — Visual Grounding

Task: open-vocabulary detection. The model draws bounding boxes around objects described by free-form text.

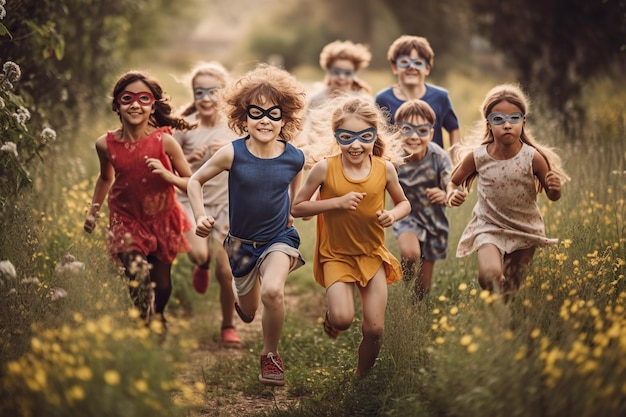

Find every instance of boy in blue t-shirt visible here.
[375,35,460,149]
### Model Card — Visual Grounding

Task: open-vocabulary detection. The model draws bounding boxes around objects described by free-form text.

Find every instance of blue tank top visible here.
[228,137,305,242]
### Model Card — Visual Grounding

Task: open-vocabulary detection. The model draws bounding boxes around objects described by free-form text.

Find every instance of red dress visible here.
[106,127,191,263]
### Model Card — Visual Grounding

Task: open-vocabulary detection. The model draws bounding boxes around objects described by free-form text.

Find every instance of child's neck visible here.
[395,83,426,101]
[340,154,371,180]
[120,121,151,142]
[197,112,218,128]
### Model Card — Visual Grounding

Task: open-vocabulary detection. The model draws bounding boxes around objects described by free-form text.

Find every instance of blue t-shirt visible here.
[228,137,304,242]
[375,83,459,148]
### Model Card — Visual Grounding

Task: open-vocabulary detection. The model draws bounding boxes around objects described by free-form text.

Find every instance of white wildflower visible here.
[55,253,85,274]
[40,127,57,143]
[2,61,21,83]
[1,141,18,157]
[0,5,6,20]
[0,260,17,280]
[13,106,30,125]
[50,287,68,301]
[20,277,41,285]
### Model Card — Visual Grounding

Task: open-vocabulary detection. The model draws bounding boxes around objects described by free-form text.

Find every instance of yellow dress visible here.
[314,154,402,288]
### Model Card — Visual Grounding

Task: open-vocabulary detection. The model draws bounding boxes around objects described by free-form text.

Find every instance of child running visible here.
[446,84,569,301]
[83,70,193,326]
[393,99,452,300]
[375,35,460,149]
[291,95,410,378]
[307,40,372,109]
[187,63,306,386]
[174,61,241,347]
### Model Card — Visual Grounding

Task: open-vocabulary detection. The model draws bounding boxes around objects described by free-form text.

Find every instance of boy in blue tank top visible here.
[188,64,306,387]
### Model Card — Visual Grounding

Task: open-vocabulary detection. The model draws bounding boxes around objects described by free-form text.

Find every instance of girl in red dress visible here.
[84,71,193,325]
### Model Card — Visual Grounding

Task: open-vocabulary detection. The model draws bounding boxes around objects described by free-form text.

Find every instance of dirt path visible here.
[179,282,326,417]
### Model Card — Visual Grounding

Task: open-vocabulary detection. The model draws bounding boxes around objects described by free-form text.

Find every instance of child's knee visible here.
[362,323,384,342]
[260,285,284,306]
[401,249,421,263]
[478,266,502,291]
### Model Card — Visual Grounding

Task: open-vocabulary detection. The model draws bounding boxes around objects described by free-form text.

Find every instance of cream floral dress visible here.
[456,142,557,257]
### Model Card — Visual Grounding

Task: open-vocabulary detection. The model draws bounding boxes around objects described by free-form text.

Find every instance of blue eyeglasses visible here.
[246,105,283,121]
[398,122,433,137]
[193,87,221,100]
[334,127,378,145]
[328,67,355,79]
[395,55,428,71]
[487,111,525,125]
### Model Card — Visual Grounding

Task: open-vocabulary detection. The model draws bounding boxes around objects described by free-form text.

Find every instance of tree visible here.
[470,0,626,128]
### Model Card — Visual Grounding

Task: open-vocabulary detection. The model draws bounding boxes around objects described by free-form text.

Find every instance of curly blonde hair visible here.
[221,63,306,142]
[179,61,231,117]
[319,40,372,94]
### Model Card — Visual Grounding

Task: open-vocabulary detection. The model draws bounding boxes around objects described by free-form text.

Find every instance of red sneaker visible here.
[192,266,210,294]
[221,326,242,348]
[258,352,285,386]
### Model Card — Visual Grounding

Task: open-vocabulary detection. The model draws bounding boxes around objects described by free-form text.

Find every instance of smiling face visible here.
[327,58,356,93]
[193,74,222,120]
[335,115,376,164]
[392,48,430,88]
[397,115,433,160]
[245,97,285,144]
[116,80,154,127]
[487,100,526,146]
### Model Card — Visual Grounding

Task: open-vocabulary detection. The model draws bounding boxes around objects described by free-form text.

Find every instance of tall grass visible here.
[0,74,624,417]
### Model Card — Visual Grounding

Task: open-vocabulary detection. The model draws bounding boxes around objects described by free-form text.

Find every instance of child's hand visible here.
[376,209,395,228]
[195,215,215,238]
[208,139,229,155]
[446,188,467,207]
[339,192,366,210]
[188,145,209,163]
[83,203,100,233]
[545,171,561,192]
[145,157,171,180]
[426,187,446,205]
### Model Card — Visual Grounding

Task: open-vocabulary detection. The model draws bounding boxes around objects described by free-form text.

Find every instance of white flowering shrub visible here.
[0,60,57,207]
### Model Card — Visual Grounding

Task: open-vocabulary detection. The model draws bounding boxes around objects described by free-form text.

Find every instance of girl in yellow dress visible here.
[292,95,410,378]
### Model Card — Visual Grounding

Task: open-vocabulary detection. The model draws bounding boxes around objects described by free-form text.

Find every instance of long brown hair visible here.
[111,70,192,131]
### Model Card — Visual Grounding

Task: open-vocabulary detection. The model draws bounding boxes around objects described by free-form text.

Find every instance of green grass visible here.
[1,74,624,417]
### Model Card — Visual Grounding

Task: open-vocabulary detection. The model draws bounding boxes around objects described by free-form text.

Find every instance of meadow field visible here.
[0,71,624,417]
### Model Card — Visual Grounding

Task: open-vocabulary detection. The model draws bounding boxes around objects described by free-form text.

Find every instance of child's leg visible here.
[355,266,388,378]
[418,260,435,299]
[186,230,211,294]
[503,247,536,296]
[257,251,292,356]
[397,231,421,280]
[118,251,150,311]
[185,229,211,267]
[147,255,172,316]
[325,281,356,331]
[214,242,236,328]
[476,244,505,292]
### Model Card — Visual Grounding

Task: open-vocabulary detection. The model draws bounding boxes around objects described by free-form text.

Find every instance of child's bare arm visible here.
[533,151,561,201]
[84,136,113,233]
[378,161,411,227]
